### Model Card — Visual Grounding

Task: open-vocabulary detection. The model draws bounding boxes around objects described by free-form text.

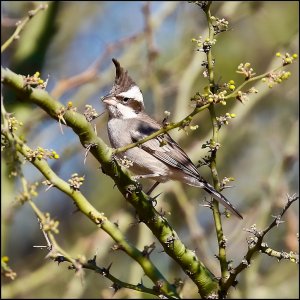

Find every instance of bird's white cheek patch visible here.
[118,86,144,103]
[117,103,138,119]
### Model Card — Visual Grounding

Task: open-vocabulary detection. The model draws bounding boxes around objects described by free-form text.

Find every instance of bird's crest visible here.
[111,58,136,94]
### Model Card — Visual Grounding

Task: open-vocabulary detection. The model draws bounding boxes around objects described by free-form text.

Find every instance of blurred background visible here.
[1,1,299,298]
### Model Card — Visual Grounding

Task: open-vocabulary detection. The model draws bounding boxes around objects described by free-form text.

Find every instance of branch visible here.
[221,194,299,295]
[84,258,166,298]
[113,102,210,154]
[30,202,166,298]
[1,4,48,53]
[202,1,230,286]
[1,127,178,299]
[2,67,219,297]
[260,244,299,263]
[262,194,299,237]
[1,210,133,298]
[224,65,284,101]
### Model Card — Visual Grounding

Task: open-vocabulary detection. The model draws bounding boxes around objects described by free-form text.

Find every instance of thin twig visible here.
[262,194,299,236]
[1,4,48,53]
[113,103,210,154]
[221,194,299,295]
[32,218,52,251]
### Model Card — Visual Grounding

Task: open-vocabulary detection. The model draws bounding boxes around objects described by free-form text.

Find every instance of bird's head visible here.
[102,58,144,119]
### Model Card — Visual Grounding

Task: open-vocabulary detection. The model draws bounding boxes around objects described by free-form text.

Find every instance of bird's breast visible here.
[107,118,171,181]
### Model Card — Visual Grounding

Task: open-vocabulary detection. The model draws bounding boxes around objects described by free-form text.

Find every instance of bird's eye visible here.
[122,97,130,103]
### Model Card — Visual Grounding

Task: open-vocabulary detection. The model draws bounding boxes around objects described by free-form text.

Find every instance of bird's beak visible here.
[101,94,117,106]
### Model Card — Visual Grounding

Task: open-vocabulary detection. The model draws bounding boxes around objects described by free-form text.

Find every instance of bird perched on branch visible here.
[102,58,242,219]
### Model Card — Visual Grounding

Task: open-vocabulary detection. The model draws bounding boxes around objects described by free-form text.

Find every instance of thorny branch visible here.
[220,194,299,297]
[1,120,178,298]
[33,209,166,298]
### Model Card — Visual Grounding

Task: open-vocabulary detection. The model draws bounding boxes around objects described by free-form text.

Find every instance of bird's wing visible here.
[129,117,243,219]
[129,117,200,179]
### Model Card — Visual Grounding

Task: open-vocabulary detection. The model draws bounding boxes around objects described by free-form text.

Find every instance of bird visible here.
[101,58,243,219]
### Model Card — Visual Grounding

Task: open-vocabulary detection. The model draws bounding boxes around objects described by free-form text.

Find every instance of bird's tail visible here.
[202,180,243,219]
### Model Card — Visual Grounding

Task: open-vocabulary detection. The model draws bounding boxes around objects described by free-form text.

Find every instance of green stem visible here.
[225,65,283,100]
[204,3,229,286]
[208,106,229,282]
[205,3,215,88]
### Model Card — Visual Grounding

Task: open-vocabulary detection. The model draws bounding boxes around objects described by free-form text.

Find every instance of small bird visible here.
[102,58,243,219]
